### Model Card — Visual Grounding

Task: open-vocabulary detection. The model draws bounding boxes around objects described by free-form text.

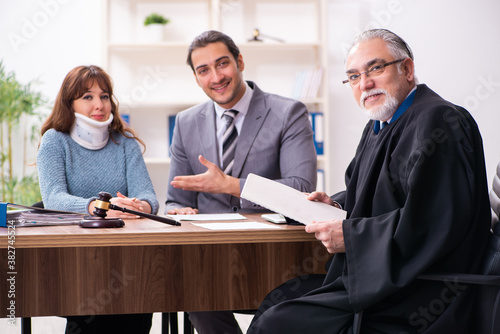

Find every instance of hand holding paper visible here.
[241,173,346,225]
[306,191,336,206]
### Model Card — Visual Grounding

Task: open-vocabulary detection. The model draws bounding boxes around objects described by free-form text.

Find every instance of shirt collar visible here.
[374,86,417,134]
[214,81,253,118]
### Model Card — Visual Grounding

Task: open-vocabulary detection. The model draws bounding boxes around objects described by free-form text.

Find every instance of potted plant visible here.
[144,13,170,42]
[0,61,46,205]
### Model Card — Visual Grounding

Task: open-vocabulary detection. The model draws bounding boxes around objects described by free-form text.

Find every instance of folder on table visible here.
[1,202,85,227]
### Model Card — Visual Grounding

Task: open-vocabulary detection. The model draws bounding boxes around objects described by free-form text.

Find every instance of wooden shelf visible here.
[119,98,325,110]
[108,42,190,50]
[144,157,171,165]
[108,41,322,51]
[120,101,201,109]
[104,0,331,198]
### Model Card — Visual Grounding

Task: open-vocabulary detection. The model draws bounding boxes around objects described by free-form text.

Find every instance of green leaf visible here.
[144,13,169,26]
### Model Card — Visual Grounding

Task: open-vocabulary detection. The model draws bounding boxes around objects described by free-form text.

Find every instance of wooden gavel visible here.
[80,191,180,227]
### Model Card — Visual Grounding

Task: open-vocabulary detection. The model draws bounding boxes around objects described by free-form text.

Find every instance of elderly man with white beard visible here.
[247,28,491,334]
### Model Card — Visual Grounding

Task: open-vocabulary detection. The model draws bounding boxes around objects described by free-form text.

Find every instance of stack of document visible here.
[1,203,85,227]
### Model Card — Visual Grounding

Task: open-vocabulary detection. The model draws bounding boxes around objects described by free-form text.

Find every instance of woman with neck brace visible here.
[37,65,158,220]
[36,65,157,332]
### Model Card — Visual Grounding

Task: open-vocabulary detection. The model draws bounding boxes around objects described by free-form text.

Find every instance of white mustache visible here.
[360,89,387,107]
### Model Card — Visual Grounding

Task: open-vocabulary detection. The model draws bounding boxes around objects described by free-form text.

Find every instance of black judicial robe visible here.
[248,84,491,334]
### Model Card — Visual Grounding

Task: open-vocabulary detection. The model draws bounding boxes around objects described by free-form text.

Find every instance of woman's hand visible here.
[88,192,152,219]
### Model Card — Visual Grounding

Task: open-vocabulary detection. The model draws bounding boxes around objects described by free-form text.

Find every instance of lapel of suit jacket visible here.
[232,81,269,177]
[195,101,219,167]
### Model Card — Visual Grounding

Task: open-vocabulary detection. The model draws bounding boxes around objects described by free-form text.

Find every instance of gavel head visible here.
[93,192,113,218]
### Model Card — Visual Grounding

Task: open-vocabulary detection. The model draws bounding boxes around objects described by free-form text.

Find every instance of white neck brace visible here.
[70,113,114,150]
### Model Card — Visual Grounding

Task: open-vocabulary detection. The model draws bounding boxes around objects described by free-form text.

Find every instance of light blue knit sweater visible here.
[37,129,159,215]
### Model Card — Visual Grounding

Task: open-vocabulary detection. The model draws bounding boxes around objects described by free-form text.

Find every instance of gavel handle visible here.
[109,204,181,226]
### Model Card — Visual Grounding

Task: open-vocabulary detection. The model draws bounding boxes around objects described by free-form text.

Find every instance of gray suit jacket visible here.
[165,81,317,214]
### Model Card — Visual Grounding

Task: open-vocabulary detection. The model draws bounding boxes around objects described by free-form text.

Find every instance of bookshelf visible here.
[103,0,330,212]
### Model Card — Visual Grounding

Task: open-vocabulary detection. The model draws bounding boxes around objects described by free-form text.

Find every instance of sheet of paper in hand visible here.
[241,173,346,225]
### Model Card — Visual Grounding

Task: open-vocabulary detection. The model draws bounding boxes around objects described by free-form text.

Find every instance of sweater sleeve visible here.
[123,137,159,214]
[37,130,94,214]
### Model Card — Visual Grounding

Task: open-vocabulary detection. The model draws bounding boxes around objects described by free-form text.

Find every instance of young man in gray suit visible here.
[165,30,318,333]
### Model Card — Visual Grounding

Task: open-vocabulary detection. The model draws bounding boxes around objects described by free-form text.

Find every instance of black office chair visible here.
[352,161,500,333]
[414,222,500,333]
[179,311,257,334]
[162,312,193,334]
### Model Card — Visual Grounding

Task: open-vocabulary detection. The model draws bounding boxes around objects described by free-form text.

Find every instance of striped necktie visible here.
[222,109,238,174]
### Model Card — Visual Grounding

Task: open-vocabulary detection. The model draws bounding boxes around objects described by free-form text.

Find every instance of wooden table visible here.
[0,214,329,318]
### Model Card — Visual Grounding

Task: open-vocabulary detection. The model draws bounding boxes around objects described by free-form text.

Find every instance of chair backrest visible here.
[490,162,500,227]
[476,222,500,333]
[414,162,500,333]
[475,161,500,333]
[354,163,500,334]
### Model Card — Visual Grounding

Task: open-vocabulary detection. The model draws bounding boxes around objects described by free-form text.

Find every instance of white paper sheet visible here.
[166,213,247,221]
[241,173,347,225]
[192,222,281,230]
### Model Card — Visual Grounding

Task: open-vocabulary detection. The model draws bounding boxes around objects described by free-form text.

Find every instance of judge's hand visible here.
[167,207,199,215]
[306,191,335,206]
[170,155,240,197]
[305,220,345,254]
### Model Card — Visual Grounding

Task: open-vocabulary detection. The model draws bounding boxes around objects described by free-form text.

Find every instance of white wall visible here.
[327,0,500,193]
[2,0,500,198]
[0,0,104,98]
[0,0,105,186]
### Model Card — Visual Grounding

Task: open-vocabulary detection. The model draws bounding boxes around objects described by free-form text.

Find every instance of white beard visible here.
[360,89,399,121]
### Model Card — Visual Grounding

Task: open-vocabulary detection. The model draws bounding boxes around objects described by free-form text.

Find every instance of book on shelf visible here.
[291,67,323,100]
[168,114,176,157]
[1,202,86,227]
[241,173,346,226]
[308,111,324,155]
[121,113,130,125]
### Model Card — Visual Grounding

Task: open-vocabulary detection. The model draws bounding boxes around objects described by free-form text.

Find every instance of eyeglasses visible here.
[342,58,406,85]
